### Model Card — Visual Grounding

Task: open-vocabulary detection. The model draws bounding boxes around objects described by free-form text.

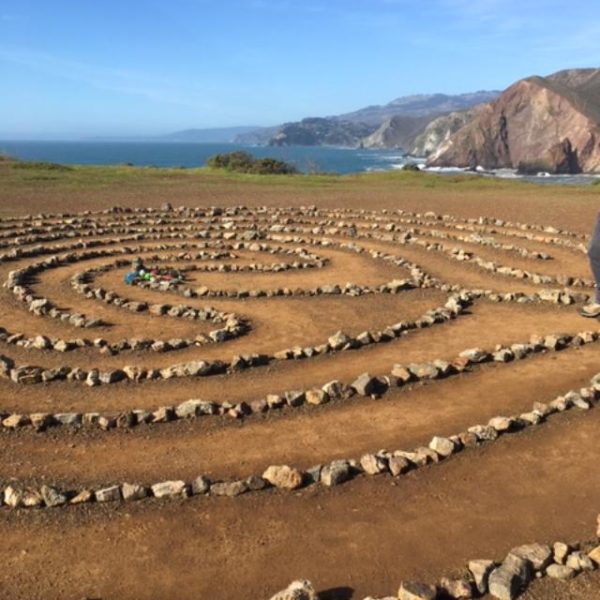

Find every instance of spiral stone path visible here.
[0,204,599,600]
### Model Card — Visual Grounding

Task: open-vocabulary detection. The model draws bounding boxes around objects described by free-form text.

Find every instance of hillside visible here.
[268,118,377,147]
[233,90,499,148]
[428,68,600,173]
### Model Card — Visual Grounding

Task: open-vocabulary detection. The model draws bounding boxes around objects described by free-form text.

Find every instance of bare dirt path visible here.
[0,407,598,600]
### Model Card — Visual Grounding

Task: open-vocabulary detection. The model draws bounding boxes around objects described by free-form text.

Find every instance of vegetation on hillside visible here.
[206,151,298,174]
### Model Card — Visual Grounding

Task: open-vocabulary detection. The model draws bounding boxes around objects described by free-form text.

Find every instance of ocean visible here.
[1,140,599,185]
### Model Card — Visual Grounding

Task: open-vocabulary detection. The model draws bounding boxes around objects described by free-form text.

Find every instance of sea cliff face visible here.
[410,107,482,157]
[361,115,432,150]
[428,70,600,174]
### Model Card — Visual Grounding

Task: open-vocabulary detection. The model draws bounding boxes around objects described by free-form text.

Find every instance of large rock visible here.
[262,465,304,490]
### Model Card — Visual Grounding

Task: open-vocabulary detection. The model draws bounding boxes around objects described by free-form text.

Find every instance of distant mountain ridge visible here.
[333,91,500,124]
[233,90,500,148]
[428,68,600,173]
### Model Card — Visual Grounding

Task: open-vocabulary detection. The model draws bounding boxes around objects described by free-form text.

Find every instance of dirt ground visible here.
[0,165,599,599]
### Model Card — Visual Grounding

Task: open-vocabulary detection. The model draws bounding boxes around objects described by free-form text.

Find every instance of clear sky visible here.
[1,0,599,139]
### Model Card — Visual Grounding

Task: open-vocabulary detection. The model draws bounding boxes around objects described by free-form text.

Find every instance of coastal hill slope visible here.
[235,91,499,147]
[428,68,600,173]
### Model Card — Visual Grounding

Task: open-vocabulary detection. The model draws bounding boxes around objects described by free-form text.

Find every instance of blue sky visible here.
[1,0,599,138]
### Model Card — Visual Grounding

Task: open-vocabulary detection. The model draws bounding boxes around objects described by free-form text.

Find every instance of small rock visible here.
[388,455,412,476]
[151,480,187,498]
[305,389,329,405]
[398,581,437,600]
[468,559,495,595]
[210,480,248,497]
[95,485,121,503]
[428,436,456,457]
[268,579,317,600]
[3,485,23,508]
[284,390,305,407]
[40,485,68,507]
[553,541,571,564]
[488,554,533,600]
[488,416,513,432]
[509,543,552,571]
[328,331,351,351]
[70,489,93,504]
[351,372,380,396]
[121,483,148,501]
[546,564,576,579]
[566,551,595,571]
[359,453,388,475]
[262,465,304,490]
[191,476,211,495]
[587,545,600,566]
[321,460,353,486]
[439,577,474,599]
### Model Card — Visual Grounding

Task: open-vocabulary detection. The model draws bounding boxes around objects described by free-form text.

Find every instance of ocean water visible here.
[1,140,599,185]
[0,141,407,175]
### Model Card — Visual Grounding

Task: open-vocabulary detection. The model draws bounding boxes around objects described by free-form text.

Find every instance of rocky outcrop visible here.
[361,115,432,150]
[268,118,376,147]
[428,69,600,173]
[411,106,483,157]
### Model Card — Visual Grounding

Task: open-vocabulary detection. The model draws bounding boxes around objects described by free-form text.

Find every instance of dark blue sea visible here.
[1,140,599,184]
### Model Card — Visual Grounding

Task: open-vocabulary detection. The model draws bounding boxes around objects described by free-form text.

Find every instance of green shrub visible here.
[206,151,297,174]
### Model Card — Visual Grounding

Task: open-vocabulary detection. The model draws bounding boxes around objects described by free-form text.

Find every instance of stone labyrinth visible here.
[1,204,600,599]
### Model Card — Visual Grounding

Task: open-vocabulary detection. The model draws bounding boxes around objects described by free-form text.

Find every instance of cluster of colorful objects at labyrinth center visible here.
[124,258,185,286]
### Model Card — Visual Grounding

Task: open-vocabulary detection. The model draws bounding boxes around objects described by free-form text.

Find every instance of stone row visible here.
[264,206,587,254]
[1,323,595,431]
[0,292,464,386]
[269,518,600,600]
[2,372,598,513]
[0,205,588,250]
[279,212,557,261]
[293,221,592,290]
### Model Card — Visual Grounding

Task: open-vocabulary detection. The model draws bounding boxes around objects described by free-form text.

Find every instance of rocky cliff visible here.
[410,107,483,157]
[361,115,432,150]
[428,69,600,173]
